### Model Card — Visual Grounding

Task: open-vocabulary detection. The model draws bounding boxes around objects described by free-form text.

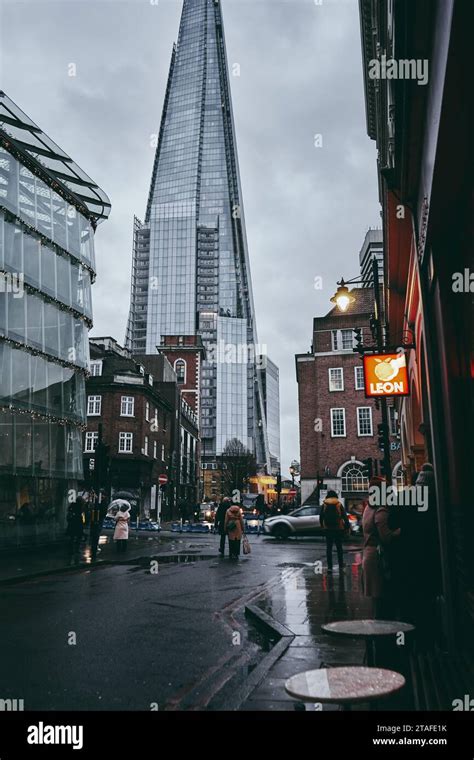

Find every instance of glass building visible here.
[126,0,271,468]
[258,357,281,475]
[0,92,110,547]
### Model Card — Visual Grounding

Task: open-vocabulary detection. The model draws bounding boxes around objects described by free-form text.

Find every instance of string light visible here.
[0,268,93,327]
[0,202,97,283]
[0,405,87,431]
[0,333,89,376]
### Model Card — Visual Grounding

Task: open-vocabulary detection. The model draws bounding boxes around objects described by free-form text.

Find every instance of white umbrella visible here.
[107,499,131,516]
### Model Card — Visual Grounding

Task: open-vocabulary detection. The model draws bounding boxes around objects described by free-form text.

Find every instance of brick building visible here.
[82,337,173,520]
[296,288,399,509]
[157,335,205,416]
[137,352,200,520]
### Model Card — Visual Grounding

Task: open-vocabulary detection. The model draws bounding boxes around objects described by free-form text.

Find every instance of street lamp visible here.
[330,257,393,485]
[330,279,356,312]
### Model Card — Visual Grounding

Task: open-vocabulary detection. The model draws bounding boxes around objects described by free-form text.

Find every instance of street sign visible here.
[158,474,168,485]
[363,352,409,398]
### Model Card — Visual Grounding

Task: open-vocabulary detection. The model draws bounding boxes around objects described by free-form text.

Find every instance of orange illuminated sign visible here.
[363,352,409,397]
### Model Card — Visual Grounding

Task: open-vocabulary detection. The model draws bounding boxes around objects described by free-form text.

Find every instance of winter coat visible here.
[113,510,130,540]
[320,497,349,532]
[66,505,84,538]
[224,506,244,541]
[362,504,400,598]
[215,502,229,535]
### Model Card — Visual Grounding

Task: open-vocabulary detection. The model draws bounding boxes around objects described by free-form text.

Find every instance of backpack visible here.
[227,519,237,532]
[322,502,345,530]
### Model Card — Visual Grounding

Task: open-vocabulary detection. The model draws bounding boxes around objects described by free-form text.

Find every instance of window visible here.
[119,432,133,453]
[153,440,157,459]
[341,463,368,492]
[174,359,186,384]
[144,436,149,456]
[389,405,399,436]
[145,402,150,422]
[357,407,373,436]
[89,360,102,376]
[355,365,364,390]
[331,329,354,351]
[330,408,346,437]
[84,431,98,453]
[121,396,134,417]
[329,368,344,391]
[87,395,101,416]
[161,444,165,461]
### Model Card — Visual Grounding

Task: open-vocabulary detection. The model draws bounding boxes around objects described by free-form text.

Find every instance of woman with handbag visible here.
[362,477,400,618]
[224,503,245,560]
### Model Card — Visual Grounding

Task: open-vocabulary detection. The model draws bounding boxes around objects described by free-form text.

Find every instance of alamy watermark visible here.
[0,271,24,298]
[368,55,428,86]
[206,341,267,367]
[368,482,429,512]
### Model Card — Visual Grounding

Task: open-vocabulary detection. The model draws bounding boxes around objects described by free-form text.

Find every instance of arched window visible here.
[174,359,186,384]
[339,461,368,492]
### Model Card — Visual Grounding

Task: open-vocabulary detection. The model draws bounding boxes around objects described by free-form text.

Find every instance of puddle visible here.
[276,562,308,568]
[124,554,215,570]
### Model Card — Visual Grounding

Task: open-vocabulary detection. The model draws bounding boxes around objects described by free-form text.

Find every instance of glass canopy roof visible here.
[0,91,111,223]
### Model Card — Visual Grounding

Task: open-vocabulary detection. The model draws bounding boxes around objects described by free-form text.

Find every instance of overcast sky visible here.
[1,0,380,476]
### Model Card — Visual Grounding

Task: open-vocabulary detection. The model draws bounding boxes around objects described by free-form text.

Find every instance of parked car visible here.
[199,504,216,523]
[263,505,323,539]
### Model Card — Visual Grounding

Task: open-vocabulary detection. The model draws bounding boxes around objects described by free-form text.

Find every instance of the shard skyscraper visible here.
[126,0,271,470]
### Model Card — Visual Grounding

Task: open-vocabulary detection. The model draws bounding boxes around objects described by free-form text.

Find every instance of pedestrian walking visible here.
[66,497,85,563]
[320,490,350,573]
[255,493,266,535]
[214,497,231,555]
[113,502,131,553]
[224,503,245,560]
[361,477,400,618]
[89,493,107,561]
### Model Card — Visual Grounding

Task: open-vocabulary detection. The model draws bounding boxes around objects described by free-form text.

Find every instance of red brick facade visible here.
[296,289,399,505]
[157,335,205,415]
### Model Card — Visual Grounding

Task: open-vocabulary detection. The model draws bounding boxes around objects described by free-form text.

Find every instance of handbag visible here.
[242,535,251,555]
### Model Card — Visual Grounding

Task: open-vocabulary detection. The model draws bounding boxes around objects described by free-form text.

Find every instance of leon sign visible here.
[363,352,409,398]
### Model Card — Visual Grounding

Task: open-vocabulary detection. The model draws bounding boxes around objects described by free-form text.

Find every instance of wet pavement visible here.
[240,559,372,711]
[0,533,411,711]
[0,528,201,583]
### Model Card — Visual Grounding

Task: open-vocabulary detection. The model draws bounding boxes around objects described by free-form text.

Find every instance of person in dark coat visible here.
[214,497,232,555]
[89,493,108,561]
[392,463,440,642]
[320,490,350,573]
[66,497,85,562]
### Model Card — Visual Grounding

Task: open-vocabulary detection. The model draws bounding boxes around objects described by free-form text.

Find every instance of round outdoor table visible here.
[321,620,415,666]
[285,666,405,711]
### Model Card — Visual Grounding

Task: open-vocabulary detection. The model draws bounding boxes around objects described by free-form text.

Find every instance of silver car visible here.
[263,506,323,539]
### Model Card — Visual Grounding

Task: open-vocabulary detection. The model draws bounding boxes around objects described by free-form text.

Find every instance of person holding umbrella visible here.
[109,499,131,553]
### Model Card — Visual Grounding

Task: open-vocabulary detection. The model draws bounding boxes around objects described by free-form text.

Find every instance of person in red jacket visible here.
[224,503,245,560]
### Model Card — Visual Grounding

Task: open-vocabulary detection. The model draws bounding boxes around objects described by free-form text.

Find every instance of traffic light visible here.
[377,423,388,452]
[362,457,373,479]
[379,459,388,477]
[276,472,282,494]
[353,327,363,353]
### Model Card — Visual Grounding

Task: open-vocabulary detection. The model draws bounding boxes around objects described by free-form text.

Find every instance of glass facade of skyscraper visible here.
[126,0,272,466]
[258,357,281,475]
[0,93,110,547]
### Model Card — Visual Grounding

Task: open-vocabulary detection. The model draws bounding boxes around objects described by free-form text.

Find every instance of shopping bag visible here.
[242,535,251,555]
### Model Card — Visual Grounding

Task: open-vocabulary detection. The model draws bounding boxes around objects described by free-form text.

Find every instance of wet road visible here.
[0,534,363,711]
